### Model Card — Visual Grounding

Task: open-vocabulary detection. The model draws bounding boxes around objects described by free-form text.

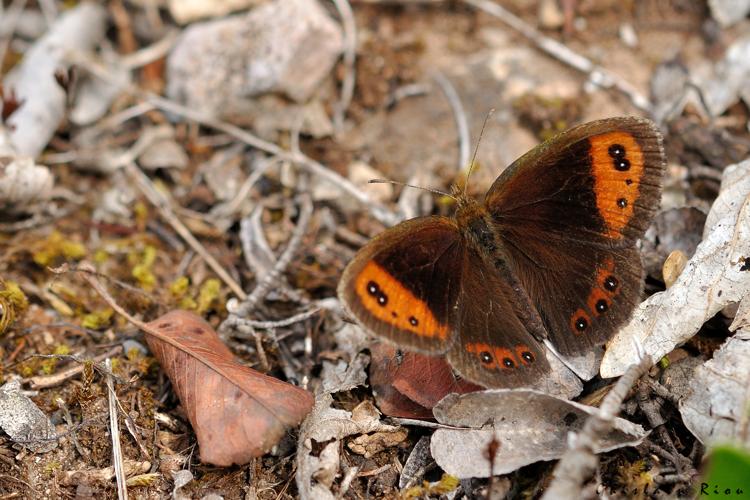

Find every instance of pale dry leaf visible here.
[296,395,401,500]
[601,159,750,377]
[729,295,750,331]
[166,0,343,114]
[699,34,750,117]
[0,380,56,453]
[679,330,750,446]
[144,310,314,465]
[69,53,131,126]
[319,352,368,395]
[430,390,647,478]
[332,322,370,361]
[708,0,750,28]
[171,469,194,500]
[139,137,189,170]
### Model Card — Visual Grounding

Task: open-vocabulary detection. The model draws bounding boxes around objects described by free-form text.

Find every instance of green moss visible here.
[32,231,86,267]
[81,308,114,330]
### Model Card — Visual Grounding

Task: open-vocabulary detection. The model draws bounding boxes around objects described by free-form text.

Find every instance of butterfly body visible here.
[338,117,666,388]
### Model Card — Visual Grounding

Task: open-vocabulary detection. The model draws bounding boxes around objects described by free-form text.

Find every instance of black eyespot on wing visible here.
[604,276,618,291]
[608,144,625,158]
[480,351,493,365]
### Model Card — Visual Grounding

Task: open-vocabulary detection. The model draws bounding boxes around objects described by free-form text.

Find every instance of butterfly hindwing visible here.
[446,246,549,388]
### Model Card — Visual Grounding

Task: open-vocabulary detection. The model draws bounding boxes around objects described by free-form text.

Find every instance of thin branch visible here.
[55,397,89,460]
[331,0,357,131]
[224,307,321,337]
[433,72,470,172]
[542,355,653,499]
[25,346,123,389]
[106,358,128,500]
[463,0,652,113]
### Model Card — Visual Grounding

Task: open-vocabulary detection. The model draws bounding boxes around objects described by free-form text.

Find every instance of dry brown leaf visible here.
[144,310,314,465]
[369,343,481,418]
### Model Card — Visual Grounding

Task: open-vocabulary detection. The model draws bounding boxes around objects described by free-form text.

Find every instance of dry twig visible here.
[433,72,470,172]
[106,358,128,500]
[332,0,357,131]
[26,346,123,389]
[542,355,653,499]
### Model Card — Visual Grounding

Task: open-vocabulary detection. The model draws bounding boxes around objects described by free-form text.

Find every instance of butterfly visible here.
[337,117,666,388]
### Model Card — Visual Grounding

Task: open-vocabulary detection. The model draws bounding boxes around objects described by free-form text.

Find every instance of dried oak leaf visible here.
[369,343,482,418]
[144,310,313,465]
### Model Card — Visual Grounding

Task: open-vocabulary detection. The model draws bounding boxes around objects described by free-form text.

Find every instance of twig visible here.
[331,0,357,132]
[541,355,652,499]
[433,72,470,172]
[228,190,314,317]
[25,346,123,389]
[637,383,691,472]
[123,161,247,300]
[106,358,128,500]
[463,0,652,113]
[643,378,682,407]
[226,308,321,333]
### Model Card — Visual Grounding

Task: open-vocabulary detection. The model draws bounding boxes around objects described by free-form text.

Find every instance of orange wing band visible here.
[589,132,644,239]
[354,261,450,340]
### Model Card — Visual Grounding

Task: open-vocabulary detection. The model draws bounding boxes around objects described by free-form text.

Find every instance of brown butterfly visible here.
[338,117,665,388]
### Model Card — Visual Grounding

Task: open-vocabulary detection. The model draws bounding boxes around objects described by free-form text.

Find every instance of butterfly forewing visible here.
[485,117,665,355]
[338,216,463,354]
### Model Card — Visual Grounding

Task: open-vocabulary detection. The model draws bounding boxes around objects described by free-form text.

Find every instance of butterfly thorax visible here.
[456,195,550,342]
[455,196,505,260]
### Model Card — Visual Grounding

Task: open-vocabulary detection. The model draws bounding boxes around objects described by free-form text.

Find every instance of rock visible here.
[166,0,343,117]
[0,156,54,213]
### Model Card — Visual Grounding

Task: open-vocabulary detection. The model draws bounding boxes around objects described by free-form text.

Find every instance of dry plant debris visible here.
[0,0,749,498]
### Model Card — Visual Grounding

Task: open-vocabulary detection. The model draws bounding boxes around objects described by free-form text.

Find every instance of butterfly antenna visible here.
[462,108,495,197]
[368,179,456,200]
